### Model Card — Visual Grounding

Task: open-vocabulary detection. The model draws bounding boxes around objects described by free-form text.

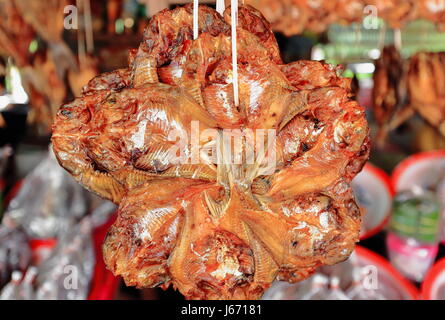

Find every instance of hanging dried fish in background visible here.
[14,0,76,80]
[0,0,36,68]
[0,0,92,134]
[372,46,411,148]
[418,0,445,31]
[373,48,445,146]
[245,0,442,36]
[408,51,445,136]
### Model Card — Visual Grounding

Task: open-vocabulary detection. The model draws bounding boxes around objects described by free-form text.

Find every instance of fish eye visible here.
[60,108,73,119]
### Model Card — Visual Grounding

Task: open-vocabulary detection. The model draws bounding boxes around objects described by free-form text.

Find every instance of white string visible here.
[394,28,402,52]
[84,0,94,54]
[216,0,225,15]
[76,0,86,68]
[193,0,199,40]
[231,0,239,107]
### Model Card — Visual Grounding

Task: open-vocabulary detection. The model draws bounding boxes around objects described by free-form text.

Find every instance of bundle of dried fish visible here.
[333,0,366,26]
[0,2,60,133]
[373,49,445,145]
[52,4,369,300]
[245,0,442,36]
[0,1,85,133]
[418,0,445,31]
[244,0,306,36]
[0,0,35,68]
[366,0,417,29]
[21,51,68,133]
[372,46,410,147]
[408,52,445,136]
[14,0,76,79]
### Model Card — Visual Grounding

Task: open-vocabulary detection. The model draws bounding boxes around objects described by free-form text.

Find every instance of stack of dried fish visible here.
[246,0,445,36]
[245,0,363,35]
[0,0,96,134]
[14,0,76,77]
[0,0,35,68]
[373,48,445,146]
[52,4,370,300]
[418,0,445,31]
[408,52,445,136]
[372,46,410,147]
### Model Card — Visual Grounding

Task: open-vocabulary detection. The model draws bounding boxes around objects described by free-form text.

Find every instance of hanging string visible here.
[216,0,225,15]
[84,0,94,54]
[394,28,402,52]
[231,0,239,107]
[377,23,387,54]
[76,0,87,69]
[193,0,199,40]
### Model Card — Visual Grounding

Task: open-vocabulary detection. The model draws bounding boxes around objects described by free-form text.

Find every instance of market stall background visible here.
[1,0,445,300]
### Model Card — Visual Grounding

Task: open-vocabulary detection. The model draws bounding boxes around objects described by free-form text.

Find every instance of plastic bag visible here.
[33,203,116,300]
[35,216,95,300]
[2,148,90,238]
[0,227,31,288]
[0,145,12,178]
[263,251,404,300]
[0,145,117,299]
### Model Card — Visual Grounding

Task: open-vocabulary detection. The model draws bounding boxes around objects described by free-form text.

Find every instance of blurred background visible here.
[1,0,445,300]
